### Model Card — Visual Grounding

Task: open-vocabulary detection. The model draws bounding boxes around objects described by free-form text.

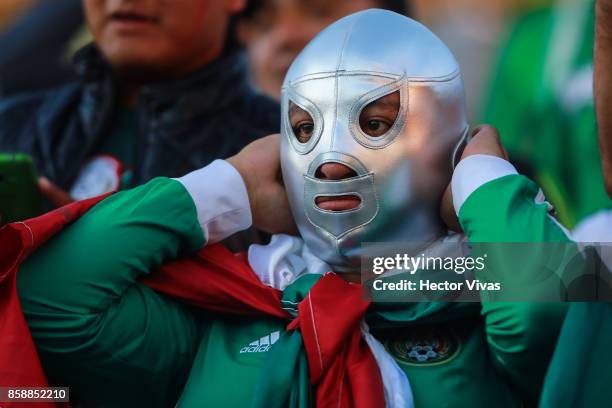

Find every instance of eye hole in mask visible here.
[358,90,400,137]
[289,101,315,144]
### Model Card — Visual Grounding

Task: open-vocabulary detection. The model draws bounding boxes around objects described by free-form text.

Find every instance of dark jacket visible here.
[0,44,280,190]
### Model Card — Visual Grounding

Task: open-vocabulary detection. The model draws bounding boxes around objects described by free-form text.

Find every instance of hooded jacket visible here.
[0,44,279,190]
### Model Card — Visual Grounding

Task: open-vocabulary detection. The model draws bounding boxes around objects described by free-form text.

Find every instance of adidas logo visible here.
[239,331,280,354]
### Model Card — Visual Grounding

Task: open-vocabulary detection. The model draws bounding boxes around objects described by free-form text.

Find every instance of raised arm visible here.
[449,128,576,403]
[17,160,251,407]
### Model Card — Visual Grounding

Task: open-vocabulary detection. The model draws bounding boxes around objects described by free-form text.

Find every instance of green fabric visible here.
[18,174,574,407]
[458,175,577,399]
[251,273,318,408]
[483,10,612,395]
[92,107,138,189]
[18,178,205,407]
[482,2,611,227]
[177,316,289,408]
[540,303,612,407]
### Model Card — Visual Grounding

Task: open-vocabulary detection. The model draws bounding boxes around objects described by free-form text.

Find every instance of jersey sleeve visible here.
[17,160,252,407]
[452,154,574,403]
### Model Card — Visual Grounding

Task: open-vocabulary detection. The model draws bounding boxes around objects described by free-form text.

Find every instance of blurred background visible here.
[0,0,609,229]
[0,0,557,116]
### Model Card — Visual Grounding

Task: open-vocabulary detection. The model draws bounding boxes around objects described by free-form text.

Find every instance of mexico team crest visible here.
[386,326,460,365]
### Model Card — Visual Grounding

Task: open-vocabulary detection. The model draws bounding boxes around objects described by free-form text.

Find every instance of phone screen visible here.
[0,153,43,225]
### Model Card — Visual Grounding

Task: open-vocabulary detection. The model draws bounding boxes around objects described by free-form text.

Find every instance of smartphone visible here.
[0,153,43,225]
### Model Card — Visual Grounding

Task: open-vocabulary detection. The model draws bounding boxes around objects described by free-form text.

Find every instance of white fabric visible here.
[362,323,414,408]
[174,160,252,244]
[174,159,422,407]
[248,234,414,408]
[248,234,331,291]
[451,154,518,214]
[572,210,612,243]
[572,210,612,272]
[534,187,572,239]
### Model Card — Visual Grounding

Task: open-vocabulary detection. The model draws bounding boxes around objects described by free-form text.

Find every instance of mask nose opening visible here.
[315,162,358,180]
[314,162,362,212]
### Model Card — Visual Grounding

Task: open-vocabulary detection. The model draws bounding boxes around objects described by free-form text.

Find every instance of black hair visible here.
[238,0,412,20]
[378,0,410,16]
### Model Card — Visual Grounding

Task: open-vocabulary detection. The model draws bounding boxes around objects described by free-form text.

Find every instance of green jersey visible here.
[17,158,570,407]
[483,0,611,227]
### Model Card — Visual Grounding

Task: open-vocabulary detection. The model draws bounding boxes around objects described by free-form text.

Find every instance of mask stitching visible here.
[348,75,408,150]
[330,12,359,153]
[289,69,460,86]
[451,126,471,169]
[290,70,399,85]
[304,173,379,240]
[306,152,368,176]
[284,86,325,155]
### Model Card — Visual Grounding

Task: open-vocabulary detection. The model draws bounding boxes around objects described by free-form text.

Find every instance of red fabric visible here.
[0,197,385,408]
[142,247,288,320]
[288,273,385,408]
[0,194,111,408]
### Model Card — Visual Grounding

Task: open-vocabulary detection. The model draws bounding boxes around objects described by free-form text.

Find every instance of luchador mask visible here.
[280,9,469,271]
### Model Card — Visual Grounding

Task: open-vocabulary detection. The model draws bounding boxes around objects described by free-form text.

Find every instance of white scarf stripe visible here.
[362,323,414,408]
[249,234,415,407]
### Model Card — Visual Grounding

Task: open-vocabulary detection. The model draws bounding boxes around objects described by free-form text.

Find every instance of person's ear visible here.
[225,0,246,14]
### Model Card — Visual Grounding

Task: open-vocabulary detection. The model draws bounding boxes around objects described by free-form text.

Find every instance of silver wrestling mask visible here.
[280,9,469,271]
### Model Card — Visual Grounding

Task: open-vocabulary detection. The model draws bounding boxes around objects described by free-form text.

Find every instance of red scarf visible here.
[0,197,384,408]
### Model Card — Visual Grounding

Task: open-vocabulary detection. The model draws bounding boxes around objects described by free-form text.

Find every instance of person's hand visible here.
[440,125,509,232]
[226,134,298,235]
[38,177,74,207]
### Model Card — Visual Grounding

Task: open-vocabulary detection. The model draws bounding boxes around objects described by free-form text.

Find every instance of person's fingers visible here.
[226,133,297,234]
[258,183,299,235]
[441,124,506,233]
[440,183,462,233]
[461,125,506,160]
[470,125,500,146]
[256,133,281,178]
[38,177,74,207]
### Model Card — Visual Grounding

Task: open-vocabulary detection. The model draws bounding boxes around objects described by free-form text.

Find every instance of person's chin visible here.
[102,47,173,82]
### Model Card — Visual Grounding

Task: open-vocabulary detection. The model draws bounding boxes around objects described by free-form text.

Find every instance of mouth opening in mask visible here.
[315,194,362,212]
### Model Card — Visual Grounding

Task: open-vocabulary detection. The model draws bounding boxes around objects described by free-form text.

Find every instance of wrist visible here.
[451,155,518,215]
[174,160,252,243]
[226,156,258,213]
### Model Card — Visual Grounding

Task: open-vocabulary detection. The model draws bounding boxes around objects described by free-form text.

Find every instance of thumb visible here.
[39,177,74,207]
[461,125,507,161]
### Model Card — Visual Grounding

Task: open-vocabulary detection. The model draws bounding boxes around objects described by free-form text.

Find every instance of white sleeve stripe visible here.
[174,160,252,244]
[451,154,518,215]
[534,188,572,239]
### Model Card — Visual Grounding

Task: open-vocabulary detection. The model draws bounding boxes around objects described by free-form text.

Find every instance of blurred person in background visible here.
[5,10,575,406]
[0,0,84,96]
[0,0,279,210]
[539,1,612,406]
[482,0,611,228]
[235,0,410,100]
